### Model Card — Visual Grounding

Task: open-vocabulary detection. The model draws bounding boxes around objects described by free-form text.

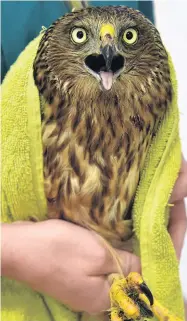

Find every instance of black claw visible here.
[140,282,154,306]
[139,301,154,319]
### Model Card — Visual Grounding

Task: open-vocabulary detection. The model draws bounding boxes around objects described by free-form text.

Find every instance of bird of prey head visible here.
[34,6,171,105]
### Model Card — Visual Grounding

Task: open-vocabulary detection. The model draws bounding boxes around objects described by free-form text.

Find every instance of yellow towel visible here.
[133,52,184,320]
[1,31,184,321]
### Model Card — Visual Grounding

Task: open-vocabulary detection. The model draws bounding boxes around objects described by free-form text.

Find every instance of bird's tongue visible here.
[100,71,113,90]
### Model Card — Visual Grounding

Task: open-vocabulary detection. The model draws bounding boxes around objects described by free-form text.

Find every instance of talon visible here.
[139,282,154,306]
[109,273,183,321]
[110,285,140,319]
[126,273,154,306]
[110,276,141,320]
[109,273,155,321]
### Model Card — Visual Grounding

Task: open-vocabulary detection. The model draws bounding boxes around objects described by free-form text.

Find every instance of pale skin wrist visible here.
[2,221,61,286]
[1,222,47,285]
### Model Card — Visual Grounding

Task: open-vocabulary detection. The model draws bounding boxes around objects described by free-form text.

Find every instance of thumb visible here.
[86,253,141,314]
[117,249,141,275]
[104,248,141,276]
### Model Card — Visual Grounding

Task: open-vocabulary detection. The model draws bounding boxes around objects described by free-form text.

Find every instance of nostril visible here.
[111,55,124,73]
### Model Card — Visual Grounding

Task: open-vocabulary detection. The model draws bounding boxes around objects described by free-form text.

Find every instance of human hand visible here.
[2,158,186,315]
[1,220,140,314]
[169,155,187,260]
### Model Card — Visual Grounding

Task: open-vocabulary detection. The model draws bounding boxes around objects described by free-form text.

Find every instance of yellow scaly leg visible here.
[109,272,183,321]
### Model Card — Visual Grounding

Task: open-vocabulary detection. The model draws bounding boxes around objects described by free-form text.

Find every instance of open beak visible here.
[85,24,124,91]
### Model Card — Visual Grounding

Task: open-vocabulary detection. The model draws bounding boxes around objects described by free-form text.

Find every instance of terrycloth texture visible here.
[1,32,184,321]
[1,33,78,321]
[132,52,184,320]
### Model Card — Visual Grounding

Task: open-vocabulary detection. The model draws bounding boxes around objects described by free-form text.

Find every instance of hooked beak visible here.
[100,24,116,71]
[101,43,116,71]
[84,24,124,91]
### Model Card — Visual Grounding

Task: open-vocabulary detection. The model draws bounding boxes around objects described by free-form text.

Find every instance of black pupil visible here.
[126,31,133,40]
[77,31,84,39]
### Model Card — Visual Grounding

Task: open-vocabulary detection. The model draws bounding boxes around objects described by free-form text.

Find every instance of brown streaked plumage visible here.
[33,6,173,320]
[33,6,172,250]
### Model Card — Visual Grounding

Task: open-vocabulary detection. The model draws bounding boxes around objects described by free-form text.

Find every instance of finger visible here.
[102,248,141,276]
[92,233,141,276]
[50,275,111,315]
[86,253,140,314]
[80,276,111,314]
[116,249,141,275]
[170,156,187,203]
[71,276,110,312]
[168,199,187,260]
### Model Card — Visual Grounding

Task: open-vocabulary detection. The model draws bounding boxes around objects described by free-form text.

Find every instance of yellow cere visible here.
[123,28,138,45]
[71,27,87,44]
[100,24,115,39]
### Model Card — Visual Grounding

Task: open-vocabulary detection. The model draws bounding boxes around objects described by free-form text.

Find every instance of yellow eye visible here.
[71,27,87,44]
[123,28,138,45]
